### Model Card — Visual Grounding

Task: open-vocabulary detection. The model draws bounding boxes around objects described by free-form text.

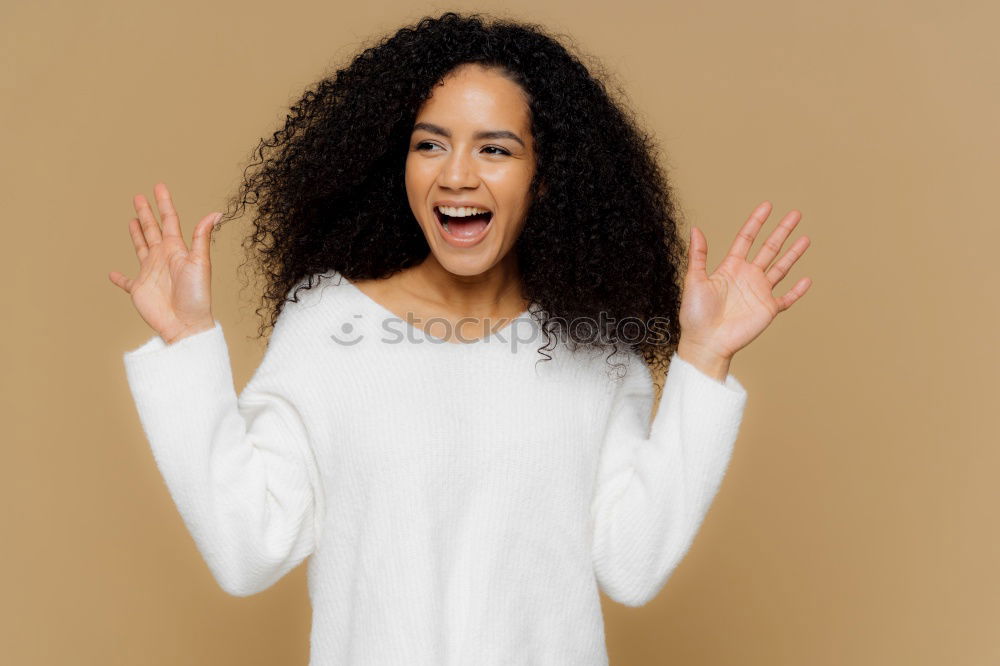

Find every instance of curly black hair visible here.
[216,10,689,387]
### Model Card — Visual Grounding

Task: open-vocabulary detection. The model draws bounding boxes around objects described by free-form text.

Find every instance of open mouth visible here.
[434,206,494,238]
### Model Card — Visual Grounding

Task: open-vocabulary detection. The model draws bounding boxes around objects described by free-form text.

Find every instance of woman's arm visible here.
[589,199,811,606]
[122,314,325,597]
[590,350,747,607]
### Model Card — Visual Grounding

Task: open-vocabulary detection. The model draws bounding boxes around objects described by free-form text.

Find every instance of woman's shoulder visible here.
[280,270,353,312]
[266,270,356,342]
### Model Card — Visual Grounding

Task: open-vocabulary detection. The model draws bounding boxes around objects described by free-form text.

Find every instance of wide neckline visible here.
[334,272,534,347]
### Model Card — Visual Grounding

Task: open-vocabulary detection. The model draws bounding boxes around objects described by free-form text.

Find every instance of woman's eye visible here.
[414,142,509,156]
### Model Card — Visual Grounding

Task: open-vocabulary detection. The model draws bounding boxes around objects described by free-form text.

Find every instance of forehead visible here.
[415,64,530,130]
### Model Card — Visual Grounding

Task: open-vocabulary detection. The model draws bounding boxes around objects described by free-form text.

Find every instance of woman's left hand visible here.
[678,201,812,361]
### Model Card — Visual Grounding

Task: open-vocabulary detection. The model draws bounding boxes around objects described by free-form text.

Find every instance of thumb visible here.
[687,225,709,280]
[191,213,222,261]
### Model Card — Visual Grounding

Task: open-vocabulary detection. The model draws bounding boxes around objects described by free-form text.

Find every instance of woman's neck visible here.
[398,257,528,319]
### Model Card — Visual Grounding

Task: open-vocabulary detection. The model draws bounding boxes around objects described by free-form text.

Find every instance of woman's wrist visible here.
[164,319,216,346]
[676,338,732,382]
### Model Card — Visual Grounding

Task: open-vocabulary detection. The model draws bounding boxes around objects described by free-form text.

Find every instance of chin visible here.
[430,253,497,277]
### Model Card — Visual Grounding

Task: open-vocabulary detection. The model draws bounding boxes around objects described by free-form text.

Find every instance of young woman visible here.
[109,11,811,665]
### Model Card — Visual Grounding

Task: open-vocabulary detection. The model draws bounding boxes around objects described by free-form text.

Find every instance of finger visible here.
[752,209,801,270]
[775,276,812,312]
[128,218,149,263]
[687,225,709,280]
[154,182,182,239]
[190,212,222,262]
[765,235,811,286]
[727,201,772,261]
[108,270,134,294]
[133,193,162,246]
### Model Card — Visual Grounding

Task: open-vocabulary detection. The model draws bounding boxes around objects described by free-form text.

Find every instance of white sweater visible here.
[122,270,748,666]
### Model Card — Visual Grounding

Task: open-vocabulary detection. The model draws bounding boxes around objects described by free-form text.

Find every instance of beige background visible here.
[2,0,996,663]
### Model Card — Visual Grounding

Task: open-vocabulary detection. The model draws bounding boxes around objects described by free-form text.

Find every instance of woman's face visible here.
[405,63,537,277]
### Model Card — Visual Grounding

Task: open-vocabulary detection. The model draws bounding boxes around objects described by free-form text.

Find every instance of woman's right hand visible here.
[109,183,223,345]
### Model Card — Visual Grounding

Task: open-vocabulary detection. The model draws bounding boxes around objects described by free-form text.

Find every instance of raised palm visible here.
[679,201,812,359]
[108,183,223,344]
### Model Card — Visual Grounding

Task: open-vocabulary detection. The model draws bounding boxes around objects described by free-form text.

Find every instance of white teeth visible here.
[436,205,490,217]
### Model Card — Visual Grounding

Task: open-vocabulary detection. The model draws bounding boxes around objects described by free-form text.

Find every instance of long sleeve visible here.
[590,350,747,607]
[122,313,326,597]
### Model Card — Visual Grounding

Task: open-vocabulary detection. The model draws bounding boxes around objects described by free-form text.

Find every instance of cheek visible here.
[405,158,435,190]
[483,166,533,199]
[404,161,428,203]
[403,156,416,189]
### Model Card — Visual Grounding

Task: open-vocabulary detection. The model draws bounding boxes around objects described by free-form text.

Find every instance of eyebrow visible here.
[412,122,525,148]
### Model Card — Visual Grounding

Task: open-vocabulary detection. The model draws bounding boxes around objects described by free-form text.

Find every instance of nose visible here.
[436,147,480,190]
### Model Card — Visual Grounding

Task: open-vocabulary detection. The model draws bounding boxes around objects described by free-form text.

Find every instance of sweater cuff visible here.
[123,320,223,357]
[649,351,748,481]
[122,321,233,399]
[667,350,746,396]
